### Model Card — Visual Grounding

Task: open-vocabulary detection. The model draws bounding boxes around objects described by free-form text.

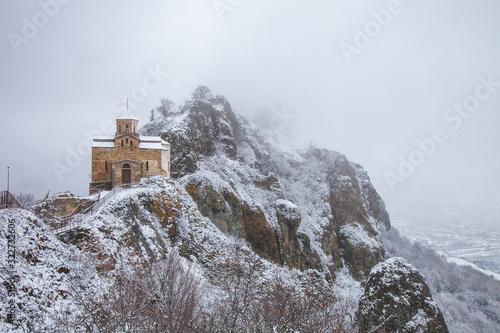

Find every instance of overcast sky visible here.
[1,0,499,222]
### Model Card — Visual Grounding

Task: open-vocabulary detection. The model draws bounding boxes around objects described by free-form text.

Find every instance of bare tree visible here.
[62,266,149,332]
[57,248,205,332]
[15,192,35,209]
[252,272,349,333]
[192,85,213,101]
[55,246,353,332]
[208,252,265,332]
[141,248,204,332]
[156,98,174,117]
[206,251,350,332]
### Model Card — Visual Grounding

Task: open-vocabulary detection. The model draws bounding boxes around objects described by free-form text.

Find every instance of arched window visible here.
[126,138,128,144]
[105,161,108,171]
[122,163,131,169]
[146,161,149,171]
[121,140,124,147]
[130,141,133,147]
[134,126,136,133]
[119,125,121,132]
[126,125,129,133]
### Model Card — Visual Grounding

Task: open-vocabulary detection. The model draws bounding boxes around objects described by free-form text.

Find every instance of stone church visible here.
[89,111,170,194]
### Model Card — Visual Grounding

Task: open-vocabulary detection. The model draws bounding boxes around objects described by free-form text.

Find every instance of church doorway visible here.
[122,164,131,184]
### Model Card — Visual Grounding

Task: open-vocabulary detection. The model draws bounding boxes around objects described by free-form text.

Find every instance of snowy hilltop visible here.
[2,86,499,332]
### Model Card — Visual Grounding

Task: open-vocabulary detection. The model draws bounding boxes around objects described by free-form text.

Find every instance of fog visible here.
[1,0,499,224]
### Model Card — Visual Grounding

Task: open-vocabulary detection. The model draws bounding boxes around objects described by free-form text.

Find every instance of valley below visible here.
[392,211,500,277]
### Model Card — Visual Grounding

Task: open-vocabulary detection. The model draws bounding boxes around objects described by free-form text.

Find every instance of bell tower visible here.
[116,110,139,138]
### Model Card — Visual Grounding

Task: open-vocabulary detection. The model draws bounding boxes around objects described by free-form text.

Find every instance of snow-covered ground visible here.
[391,211,500,276]
[446,257,500,281]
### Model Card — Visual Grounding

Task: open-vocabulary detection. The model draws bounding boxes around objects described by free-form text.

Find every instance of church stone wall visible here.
[91,147,114,184]
[91,145,170,193]
[111,161,142,187]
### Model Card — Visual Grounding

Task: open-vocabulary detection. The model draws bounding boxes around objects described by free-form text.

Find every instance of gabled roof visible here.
[140,136,170,144]
[111,159,143,165]
[92,141,115,148]
[91,135,170,150]
[92,136,114,148]
[115,133,140,140]
[139,135,169,150]
[117,110,139,121]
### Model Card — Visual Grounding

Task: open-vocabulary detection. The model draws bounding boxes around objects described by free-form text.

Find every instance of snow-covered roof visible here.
[140,135,170,145]
[140,135,162,141]
[91,135,169,150]
[138,142,167,150]
[117,110,139,121]
[92,141,115,148]
[93,135,115,140]
[92,136,114,148]
[138,136,169,150]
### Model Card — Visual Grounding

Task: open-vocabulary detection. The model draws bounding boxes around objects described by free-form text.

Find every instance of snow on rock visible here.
[339,222,381,250]
[357,257,449,333]
[275,199,301,224]
[0,209,102,332]
[142,95,391,279]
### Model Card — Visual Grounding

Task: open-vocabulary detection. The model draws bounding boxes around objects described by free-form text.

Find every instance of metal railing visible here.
[88,185,125,214]
[0,191,22,210]
[52,216,83,235]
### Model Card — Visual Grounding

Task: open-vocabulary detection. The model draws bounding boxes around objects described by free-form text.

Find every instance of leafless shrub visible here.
[62,267,148,332]
[140,248,204,332]
[56,247,355,333]
[56,247,204,332]
[205,252,351,332]
[253,272,352,333]
[209,252,265,332]
[15,192,35,209]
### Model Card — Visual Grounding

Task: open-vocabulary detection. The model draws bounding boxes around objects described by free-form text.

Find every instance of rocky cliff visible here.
[357,257,448,333]
[141,94,390,280]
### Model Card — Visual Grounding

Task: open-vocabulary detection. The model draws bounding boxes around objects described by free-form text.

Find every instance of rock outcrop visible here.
[357,257,449,333]
[141,93,390,279]
[32,192,95,229]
